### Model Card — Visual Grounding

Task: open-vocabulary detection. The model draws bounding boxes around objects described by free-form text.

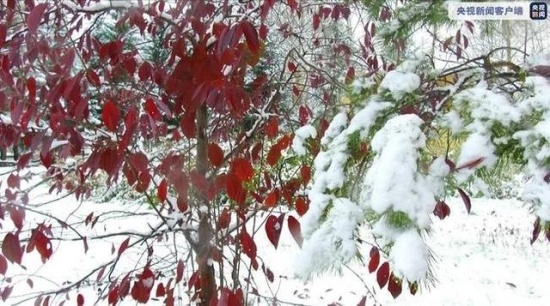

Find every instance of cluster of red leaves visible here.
[367,246,418,299]
[0,0,418,305]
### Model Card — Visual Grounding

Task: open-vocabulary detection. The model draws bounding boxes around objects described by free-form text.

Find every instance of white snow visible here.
[142,277,154,289]
[442,110,464,133]
[291,124,317,156]
[361,114,435,228]
[390,230,430,282]
[320,112,348,146]
[348,101,392,138]
[453,80,521,126]
[295,197,363,278]
[427,156,451,197]
[455,132,497,182]
[351,76,376,94]
[379,70,421,100]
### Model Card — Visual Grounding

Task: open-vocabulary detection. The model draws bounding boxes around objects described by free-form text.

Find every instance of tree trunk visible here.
[195,103,216,305]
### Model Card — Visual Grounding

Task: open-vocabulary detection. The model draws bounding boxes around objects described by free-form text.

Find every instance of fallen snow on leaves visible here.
[379,70,421,100]
[361,114,435,228]
[295,198,363,278]
[291,124,317,156]
[390,230,430,282]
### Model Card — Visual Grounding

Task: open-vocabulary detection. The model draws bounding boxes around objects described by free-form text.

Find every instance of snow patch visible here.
[292,125,317,156]
[320,113,348,146]
[390,230,430,281]
[348,101,392,138]
[379,70,421,100]
[294,198,363,278]
[360,114,435,228]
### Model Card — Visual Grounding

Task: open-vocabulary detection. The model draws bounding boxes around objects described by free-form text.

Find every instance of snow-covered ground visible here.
[255,197,550,306]
[2,167,550,305]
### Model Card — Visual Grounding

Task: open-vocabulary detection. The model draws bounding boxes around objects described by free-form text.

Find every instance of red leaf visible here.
[287,216,303,248]
[345,67,355,84]
[8,206,24,230]
[313,14,320,31]
[0,24,6,47]
[135,171,151,193]
[11,100,23,124]
[77,294,84,306]
[264,267,274,283]
[86,70,101,87]
[102,100,121,132]
[218,207,231,229]
[117,238,130,256]
[298,105,310,125]
[156,283,165,297]
[259,24,268,40]
[0,255,7,275]
[388,273,402,298]
[1,286,12,301]
[295,197,309,216]
[231,158,254,182]
[208,143,224,167]
[377,262,390,288]
[157,179,168,202]
[357,296,367,306]
[265,214,284,249]
[131,281,151,303]
[456,157,485,170]
[145,99,162,121]
[433,201,451,220]
[176,259,184,283]
[531,217,541,245]
[241,21,259,54]
[265,117,278,139]
[2,233,22,264]
[180,111,196,138]
[445,157,456,172]
[263,189,278,208]
[226,174,246,204]
[267,145,282,166]
[239,226,257,260]
[85,213,93,226]
[288,0,298,11]
[457,187,471,213]
[300,165,311,185]
[138,62,152,81]
[34,231,52,260]
[292,85,300,97]
[287,62,297,73]
[368,246,380,273]
[129,152,148,173]
[276,134,292,150]
[108,286,119,305]
[27,3,47,34]
[7,173,20,190]
[97,266,106,282]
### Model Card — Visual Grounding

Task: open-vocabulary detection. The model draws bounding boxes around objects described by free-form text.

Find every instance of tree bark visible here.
[195,103,216,305]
